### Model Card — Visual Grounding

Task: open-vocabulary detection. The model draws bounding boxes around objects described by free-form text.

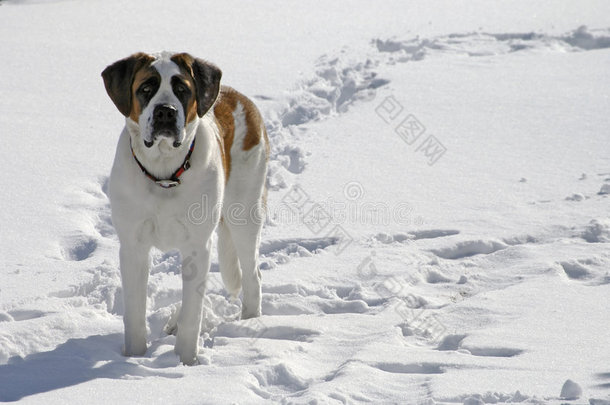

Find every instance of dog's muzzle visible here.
[146,104,182,148]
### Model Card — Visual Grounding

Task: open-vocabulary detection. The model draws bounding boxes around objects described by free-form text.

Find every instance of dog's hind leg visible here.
[222,153,266,319]
[218,219,242,298]
[227,218,263,319]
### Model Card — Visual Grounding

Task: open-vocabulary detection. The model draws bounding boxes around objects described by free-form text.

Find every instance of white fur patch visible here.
[140,53,186,151]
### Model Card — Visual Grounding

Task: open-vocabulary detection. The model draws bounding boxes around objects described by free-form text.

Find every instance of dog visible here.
[102,52,268,365]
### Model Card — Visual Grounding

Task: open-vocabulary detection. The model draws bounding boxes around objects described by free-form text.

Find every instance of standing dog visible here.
[102,52,268,365]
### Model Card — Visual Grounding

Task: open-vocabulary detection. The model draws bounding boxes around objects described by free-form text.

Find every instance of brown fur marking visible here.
[129,64,159,123]
[169,54,201,125]
[102,52,155,118]
[213,87,236,181]
[213,86,268,182]
[237,90,265,151]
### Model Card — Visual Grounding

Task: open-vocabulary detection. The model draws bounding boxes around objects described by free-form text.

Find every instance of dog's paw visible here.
[174,330,200,366]
[122,341,148,357]
[174,345,199,366]
[241,308,261,320]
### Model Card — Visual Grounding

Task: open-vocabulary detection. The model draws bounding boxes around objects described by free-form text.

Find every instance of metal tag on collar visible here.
[155,179,180,188]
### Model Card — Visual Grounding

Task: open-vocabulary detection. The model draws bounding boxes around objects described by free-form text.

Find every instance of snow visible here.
[1,0,610,404]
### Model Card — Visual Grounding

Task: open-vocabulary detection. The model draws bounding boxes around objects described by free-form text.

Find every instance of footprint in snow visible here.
[4,309,48,322]
[372,229,460,245]
[373,362,444,375]
[61,235,98,261]
[436,334,524,357]
[559,260,593,280]
[258,236,339,269]
[430,239,507,260]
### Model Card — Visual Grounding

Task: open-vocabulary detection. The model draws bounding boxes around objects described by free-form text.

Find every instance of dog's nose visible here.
[153,104,177,124]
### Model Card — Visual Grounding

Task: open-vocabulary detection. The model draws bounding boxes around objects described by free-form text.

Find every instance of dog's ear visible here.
[102,53,153,117]
[172,53,222,117]
[192,58,222,117]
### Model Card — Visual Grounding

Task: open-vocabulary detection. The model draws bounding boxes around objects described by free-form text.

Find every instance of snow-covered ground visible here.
[1,1,609,403]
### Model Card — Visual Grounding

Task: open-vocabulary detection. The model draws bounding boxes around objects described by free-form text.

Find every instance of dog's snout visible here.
[153,104,177,124]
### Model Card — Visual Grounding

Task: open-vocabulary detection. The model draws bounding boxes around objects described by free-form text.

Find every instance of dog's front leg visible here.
[175,239,212,365]
[119,244,150,356]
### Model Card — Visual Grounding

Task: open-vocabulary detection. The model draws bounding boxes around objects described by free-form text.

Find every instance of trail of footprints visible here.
[266,26,610,190]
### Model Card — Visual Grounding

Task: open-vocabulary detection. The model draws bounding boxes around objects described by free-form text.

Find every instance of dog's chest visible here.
[129,177,220,251]
[130,186,200,249]
[138,210,189,250]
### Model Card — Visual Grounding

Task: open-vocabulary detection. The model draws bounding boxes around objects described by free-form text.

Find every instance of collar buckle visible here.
[155,179,180,188]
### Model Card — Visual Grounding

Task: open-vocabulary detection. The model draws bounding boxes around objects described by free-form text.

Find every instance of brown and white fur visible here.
[102,51,268,365]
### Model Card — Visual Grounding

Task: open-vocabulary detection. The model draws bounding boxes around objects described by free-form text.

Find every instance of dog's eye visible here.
[175,84,187,94]
[140,85,153,95]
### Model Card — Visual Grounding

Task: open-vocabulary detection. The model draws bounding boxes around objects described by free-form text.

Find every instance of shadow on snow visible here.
[0,334,182,402]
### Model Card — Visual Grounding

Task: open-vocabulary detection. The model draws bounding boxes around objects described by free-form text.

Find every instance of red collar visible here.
[130,137,196,189]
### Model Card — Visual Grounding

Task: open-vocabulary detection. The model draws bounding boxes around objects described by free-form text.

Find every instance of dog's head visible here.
[102,52,222,149]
